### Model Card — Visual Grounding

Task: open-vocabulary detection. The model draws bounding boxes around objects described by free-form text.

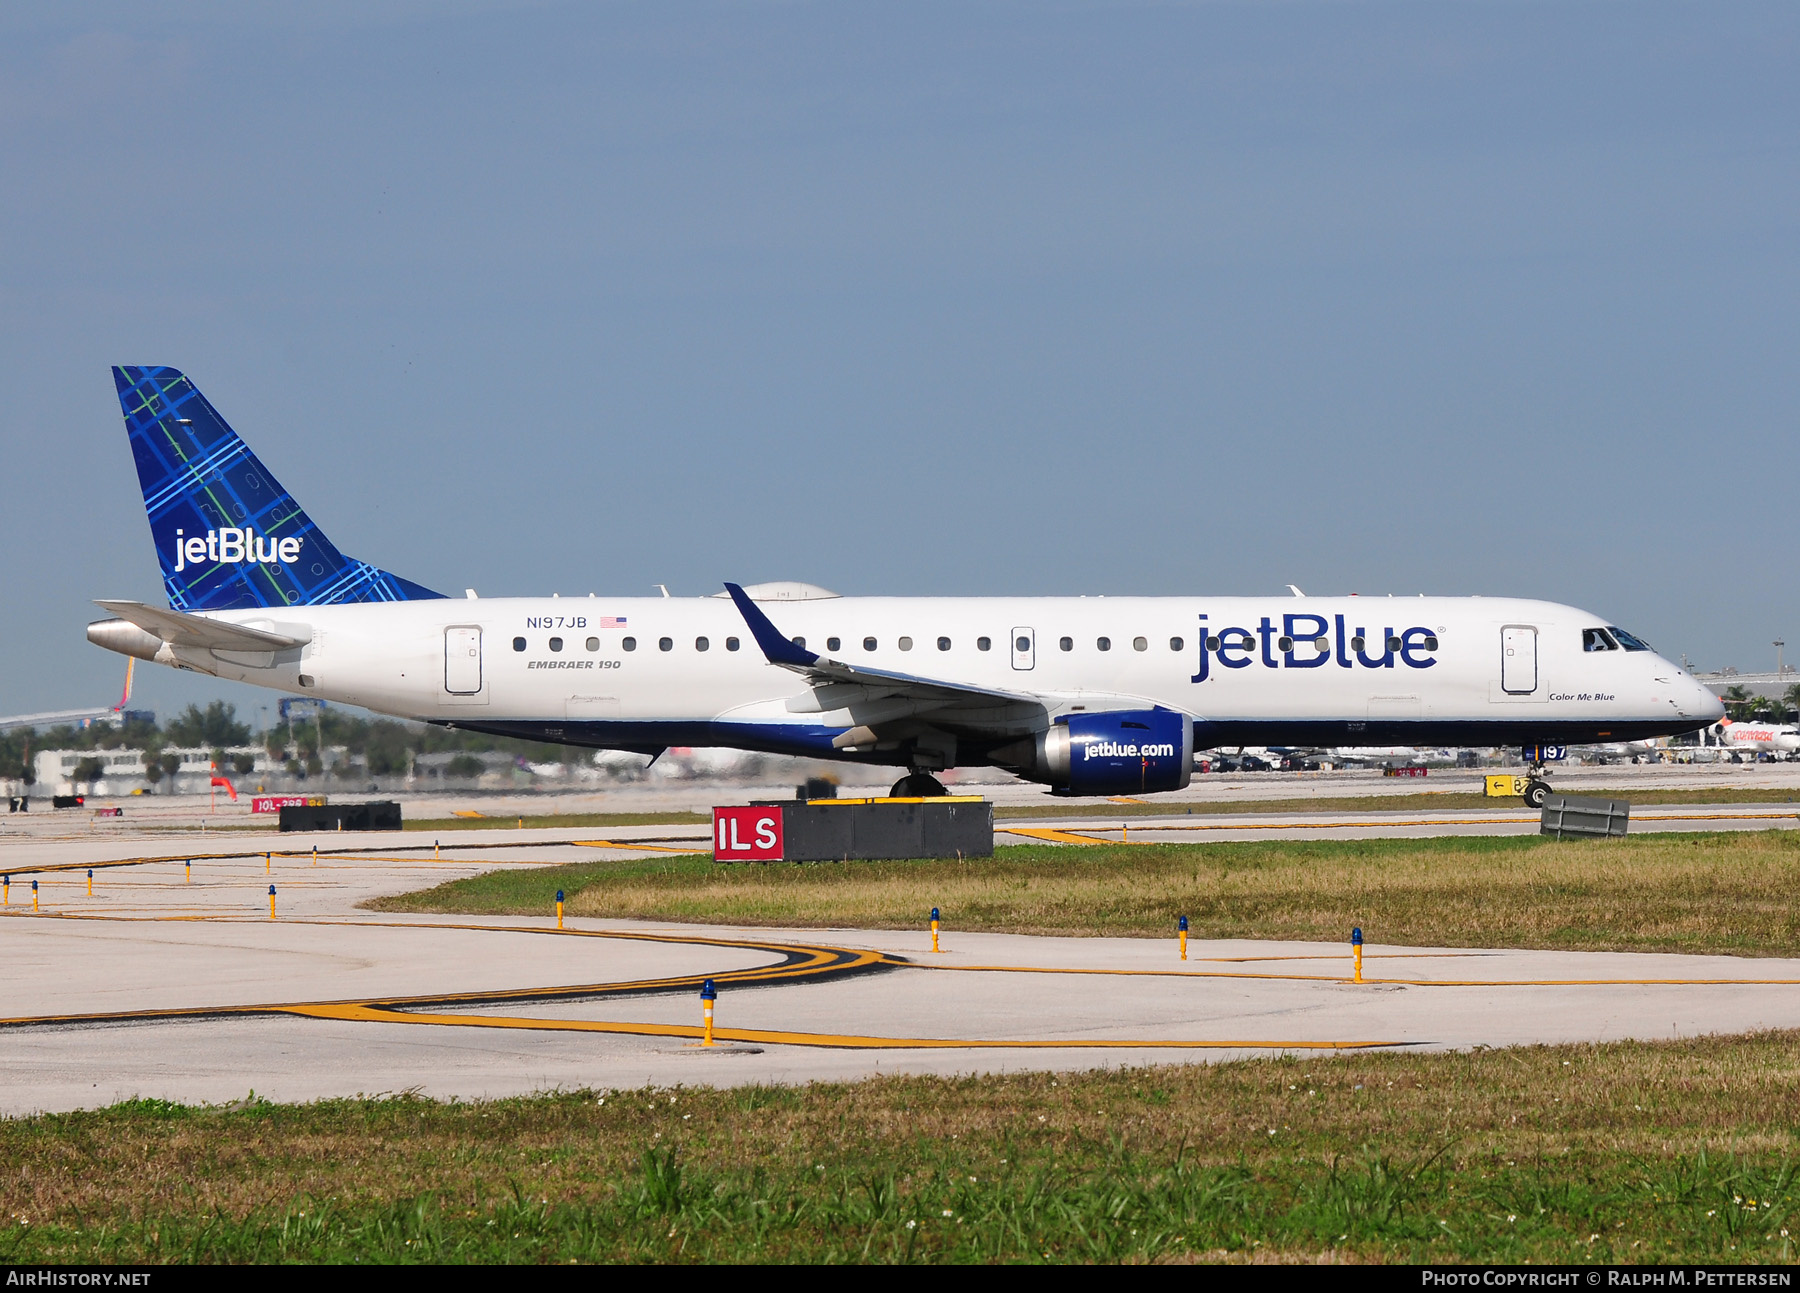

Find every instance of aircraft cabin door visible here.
[1500,625,1538,695]
[1010,626,1036,671]
[445,625,483,694]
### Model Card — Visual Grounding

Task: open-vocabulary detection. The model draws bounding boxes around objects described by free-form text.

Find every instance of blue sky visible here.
[1,1,1795,722]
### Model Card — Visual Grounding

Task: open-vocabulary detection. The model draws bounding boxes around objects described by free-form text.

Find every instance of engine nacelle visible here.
[996,709,1193,796]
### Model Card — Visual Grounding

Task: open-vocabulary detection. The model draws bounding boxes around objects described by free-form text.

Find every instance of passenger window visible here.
[622,637,637,652]
[937,637,951,651]
[1133,637,1147,652]
[1059,636,1073,651]
[512,637,526,652]
[898,636,913,651]
[1169,637,1183,651]
[1350,635,1365,652]
[695,636,709,652]
[659,637,673,652]
[863,636,877,651]
[585,637,599,652]
[549,637,563,652]
[827,637,841,652]
[1583,628,1618,652]
[1096,637,1111,652]
[726,637,740,652]
[1277,635,1293,652]
[1424,635,1439,651]
[977,636,992,652]
[1608,626,1653,652]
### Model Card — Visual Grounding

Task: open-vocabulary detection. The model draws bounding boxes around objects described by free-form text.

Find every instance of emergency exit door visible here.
[445,626,483,694]
[1500,625,1538,695]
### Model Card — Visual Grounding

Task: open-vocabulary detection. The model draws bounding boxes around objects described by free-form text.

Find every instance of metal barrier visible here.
[1540,794,1629,839]
[714,797,993,863]
[278,800,403,832]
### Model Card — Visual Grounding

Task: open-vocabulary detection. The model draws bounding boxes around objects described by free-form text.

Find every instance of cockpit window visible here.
[1608,626,1653,652]
[1582,628,1618,652]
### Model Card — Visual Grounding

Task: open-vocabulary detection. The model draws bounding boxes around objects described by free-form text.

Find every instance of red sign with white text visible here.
[712,805,784,862]
[253,795,326,814]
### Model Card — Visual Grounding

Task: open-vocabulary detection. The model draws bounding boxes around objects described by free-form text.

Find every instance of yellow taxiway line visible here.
[1004,808,1800,843]
[282,1001,1400,1050]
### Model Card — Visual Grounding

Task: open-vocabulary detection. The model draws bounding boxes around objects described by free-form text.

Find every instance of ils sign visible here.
[713,806,783,862]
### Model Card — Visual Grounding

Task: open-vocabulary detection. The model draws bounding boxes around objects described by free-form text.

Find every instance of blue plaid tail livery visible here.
[113,366,444,611]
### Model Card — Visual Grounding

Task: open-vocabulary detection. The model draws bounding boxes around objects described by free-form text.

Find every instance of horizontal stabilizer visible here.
[92,600,310,653]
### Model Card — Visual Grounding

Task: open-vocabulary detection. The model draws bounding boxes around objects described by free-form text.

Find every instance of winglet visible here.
[724,583,819,667]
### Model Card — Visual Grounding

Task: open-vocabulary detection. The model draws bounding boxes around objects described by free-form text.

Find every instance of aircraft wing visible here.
[723,583,1046,742]
[92,600,311,653]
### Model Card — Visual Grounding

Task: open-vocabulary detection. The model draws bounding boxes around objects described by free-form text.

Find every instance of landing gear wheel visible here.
[1523,779,1551,809]
[889,773,948,798]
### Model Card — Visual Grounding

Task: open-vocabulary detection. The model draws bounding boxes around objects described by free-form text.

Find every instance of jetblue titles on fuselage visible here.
[1190,613,1439,681]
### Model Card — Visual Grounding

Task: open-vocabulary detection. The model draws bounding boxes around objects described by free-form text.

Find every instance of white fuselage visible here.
[139,593,1723,767]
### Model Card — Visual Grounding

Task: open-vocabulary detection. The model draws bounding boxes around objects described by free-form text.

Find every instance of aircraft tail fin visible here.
[112,366,444,611]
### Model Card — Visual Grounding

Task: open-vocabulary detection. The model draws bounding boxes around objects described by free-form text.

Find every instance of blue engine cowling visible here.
[997,708,1194,796]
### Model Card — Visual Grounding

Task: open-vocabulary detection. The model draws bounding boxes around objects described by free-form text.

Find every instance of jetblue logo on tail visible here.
[173,528,304,574]
[113,365,443,610]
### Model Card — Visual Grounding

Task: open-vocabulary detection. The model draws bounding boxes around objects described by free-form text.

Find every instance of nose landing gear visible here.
[1523,765,1552,809]
[889,772,949,798]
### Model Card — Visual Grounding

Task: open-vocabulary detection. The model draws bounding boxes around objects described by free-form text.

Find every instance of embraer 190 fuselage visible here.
[86,367,1724,798]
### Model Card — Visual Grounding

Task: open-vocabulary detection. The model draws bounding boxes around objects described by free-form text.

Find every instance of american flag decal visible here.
[600,616,628,628]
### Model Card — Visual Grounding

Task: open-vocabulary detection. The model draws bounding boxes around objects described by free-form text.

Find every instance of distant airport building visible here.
[23,745,342,798]
[1696,669,1800,702]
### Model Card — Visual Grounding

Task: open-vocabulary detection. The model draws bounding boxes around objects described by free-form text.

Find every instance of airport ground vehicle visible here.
[86,367,1725,800]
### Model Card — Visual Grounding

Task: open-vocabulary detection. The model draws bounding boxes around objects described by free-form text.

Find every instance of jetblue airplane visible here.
[86,367,1724,805]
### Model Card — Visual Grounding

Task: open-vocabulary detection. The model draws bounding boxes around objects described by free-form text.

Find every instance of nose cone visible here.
[1692,678,1726,723]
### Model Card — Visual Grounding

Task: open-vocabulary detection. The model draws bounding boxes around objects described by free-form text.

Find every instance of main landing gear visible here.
[890,772,949,798]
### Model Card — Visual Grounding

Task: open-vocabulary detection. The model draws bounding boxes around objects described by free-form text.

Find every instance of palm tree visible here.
[1783,682,1800,724]
[1723,684,1756,721]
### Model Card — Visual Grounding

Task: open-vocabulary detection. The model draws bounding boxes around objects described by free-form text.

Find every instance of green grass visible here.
[367,831,1800,957]
[4,1035,1798,1263]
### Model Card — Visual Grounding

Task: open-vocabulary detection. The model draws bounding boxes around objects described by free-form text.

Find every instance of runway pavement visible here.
[3,806,1800,1115]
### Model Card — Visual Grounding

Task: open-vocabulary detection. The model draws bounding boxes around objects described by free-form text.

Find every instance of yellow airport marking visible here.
[910,961,1800,987]
[571,839,697,853]
[0,837,709,877]
[279,1002,1402,1051]
[1001,827,1111,845]
[1108,797,1150,804]
[1638,811,1800,822]
[1005,808,1800,843]
[815,796,987,806]
[452,811,485,818]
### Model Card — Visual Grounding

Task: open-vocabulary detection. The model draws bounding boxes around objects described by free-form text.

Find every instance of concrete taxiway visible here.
[3,812,1800,1115]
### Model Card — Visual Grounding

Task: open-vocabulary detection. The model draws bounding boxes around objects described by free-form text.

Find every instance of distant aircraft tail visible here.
[112,366,444,611]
